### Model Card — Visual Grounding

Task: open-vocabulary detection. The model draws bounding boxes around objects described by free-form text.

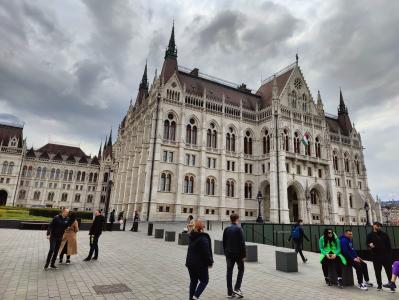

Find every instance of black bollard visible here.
[147,222,153,236]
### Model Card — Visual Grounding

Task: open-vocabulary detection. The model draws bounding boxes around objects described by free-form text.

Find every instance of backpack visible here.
[292,226,301,240]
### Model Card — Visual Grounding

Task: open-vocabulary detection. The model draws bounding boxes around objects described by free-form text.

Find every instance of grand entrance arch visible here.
[0,190,8,206]
[287,181,305,223]
[259,180,271,222]
[309,183,327,224]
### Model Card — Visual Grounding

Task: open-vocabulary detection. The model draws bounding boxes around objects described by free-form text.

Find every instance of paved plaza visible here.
[0,224,397,300]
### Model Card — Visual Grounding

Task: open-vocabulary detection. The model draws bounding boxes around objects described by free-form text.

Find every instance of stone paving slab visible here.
[0,227,397,299]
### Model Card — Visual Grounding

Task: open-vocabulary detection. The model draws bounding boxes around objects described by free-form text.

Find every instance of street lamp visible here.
[364,201,370,226]
[256,191,263,223]
[383,208,390,225]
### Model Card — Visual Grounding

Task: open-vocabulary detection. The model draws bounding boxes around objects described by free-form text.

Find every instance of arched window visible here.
[206,177,215,196]
[302,94,307,112]
[184,175,194,194]
[263,129,270,154]
[7,162,14,175]
[33,191,41,201]
[315,137,321,158]
[87,194,93,203]
[21,165,27,177]
[159,173,166,191]
[77,171,81,181]
[166,173,171,192]
[93,173,98,182]
[226,180,235,197]
[1,161,8,174]
[81,171,86,182]
[50,168,56,179]
[61,193,68,202]
[103,172,108,183]
[10,138,17,147]
[68,170,73,181]
[333,151,339,171]
[47,192,55,201]
[283,129,289,151]
[225,127,236,152]
[207,123,217,148]
[344,153,350,173]
[18,190,26,200]
[244,182,252,199]
[304,134,311,156]
[294,132,300,154]
[290,91,297,109]
[186,118,197,145]
[163,113,176,141]
[55,169,60,180]
[40,167,46,178]
[355,156,360,175]
[27,166,33,177]
[74,194,81,202]
[89,172,93,182]
[337,193,342,207]
[349,195,353,208]
[311,190,317,205]
[37,167,42,178]
[244,130,253,155]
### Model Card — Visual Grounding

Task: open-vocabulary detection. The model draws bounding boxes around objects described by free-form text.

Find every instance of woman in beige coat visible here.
[59,211,79,264]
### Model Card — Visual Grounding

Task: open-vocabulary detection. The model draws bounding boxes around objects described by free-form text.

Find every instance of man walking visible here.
[223,213,246,298]
[340,229,373,290]
[288,219,309,263]
[44,208,69,269]
[84,210,105,261]
[109,209,116,231]
[367,221,392,291]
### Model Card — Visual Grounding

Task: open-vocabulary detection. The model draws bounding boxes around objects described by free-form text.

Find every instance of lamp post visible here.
[383,208,390,225]
[256,191,263,223]
[364,201,370,226]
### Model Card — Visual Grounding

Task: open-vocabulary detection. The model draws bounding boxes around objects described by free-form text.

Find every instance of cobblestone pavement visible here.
[0,225,397,300]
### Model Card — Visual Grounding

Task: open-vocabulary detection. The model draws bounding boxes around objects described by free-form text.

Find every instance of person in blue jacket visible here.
[288,219,309,263]
[340,229,373,290]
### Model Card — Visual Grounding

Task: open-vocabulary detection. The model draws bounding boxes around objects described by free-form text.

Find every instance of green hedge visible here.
[29,208,92,220]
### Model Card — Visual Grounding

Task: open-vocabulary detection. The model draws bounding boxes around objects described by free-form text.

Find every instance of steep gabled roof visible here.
[256,65,295,109]
[91,156,100,165]
[66,154,76,163]
[37,143,87,157]
[39,151,50,159]
[177,71,260,110]
[0,123,23,147]
[52,152,63,161]
[325,115,350,137]
[26,147,36,158]
[79,156,88,164]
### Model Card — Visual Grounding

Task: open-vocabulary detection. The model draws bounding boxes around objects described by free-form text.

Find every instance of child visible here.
[389,261,399,292]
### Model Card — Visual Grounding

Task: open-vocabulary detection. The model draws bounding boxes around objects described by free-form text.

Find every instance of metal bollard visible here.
[148,222,153,236]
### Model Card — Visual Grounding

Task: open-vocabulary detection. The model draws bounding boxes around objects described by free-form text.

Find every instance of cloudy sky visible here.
[0,0,398,201]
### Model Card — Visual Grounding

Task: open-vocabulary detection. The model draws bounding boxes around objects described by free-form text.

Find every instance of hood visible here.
[189,231,208,245]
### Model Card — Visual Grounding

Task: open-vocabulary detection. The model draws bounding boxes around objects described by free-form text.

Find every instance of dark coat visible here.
[340,235,358,261]
[89,215,105,236]
[288,225,309,242]
[47,214,69,239]
[110,211,115,223]
[185,231,214,269]
[223,223,246,259]
[366,230,392,257]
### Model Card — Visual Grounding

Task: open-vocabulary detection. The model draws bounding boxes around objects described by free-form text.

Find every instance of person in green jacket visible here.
[319,228,347,288]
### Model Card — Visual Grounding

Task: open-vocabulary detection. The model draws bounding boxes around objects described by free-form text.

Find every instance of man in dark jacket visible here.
[366,221,392,291]
[109,209,115,231]
[288,219,309,263]
[44,208,69,269]
[84,210,105,261]
[223,213,246,298]
[340,229,373,290]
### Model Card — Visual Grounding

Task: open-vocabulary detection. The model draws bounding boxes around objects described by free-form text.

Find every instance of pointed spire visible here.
[139,60,148,91]
[317,90,324,109]
[107,128,112,147]
[103,135,107,151]
[272,75,278,99]
[152,68,158,85]
[338,88,348,115]
[165,21,177,59]
[98,140,102,159]
[296,52,299,65]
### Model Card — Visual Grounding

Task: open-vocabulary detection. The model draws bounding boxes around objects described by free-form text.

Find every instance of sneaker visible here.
[389,282,396,292]
[233,289,244,298]
[364,281,373,287]
[192,297,199,300]
[325,277,331,286]
[66,259,71,264]
[50,265,58,270]
[337,279,343,288]
[356,283,368,291]
[83,258,91,262]
[226,295,236,299]
[303,258,308,263]
[59,259,63,264]
[383,283,391,289]
[43,265,49,270]
[92,257,98,260]
[377,285,382,291]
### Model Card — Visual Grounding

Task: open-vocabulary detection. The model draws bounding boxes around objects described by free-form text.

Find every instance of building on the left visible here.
[0,119,114,211]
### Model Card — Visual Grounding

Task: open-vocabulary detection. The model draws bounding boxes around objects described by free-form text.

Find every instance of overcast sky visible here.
[0,0,398,201]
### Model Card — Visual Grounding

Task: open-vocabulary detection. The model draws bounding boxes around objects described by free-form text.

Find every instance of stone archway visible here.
[309,183,327,224]
[259,180,271,222]
[287,181,306,223]
[0,190,8,206]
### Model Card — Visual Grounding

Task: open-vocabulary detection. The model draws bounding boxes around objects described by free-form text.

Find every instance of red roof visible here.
[0,123,23,147]
[37,143,87,157]
[256,67,294,109]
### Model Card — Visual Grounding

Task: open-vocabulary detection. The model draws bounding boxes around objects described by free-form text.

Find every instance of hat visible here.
[373,221,382,226]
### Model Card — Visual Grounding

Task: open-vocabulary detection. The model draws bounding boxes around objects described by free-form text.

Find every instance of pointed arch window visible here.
[333,151,339,171]
[41,167,47,178]
[1,161,8,174]
[50,168,56,179]
[283,129,289,151]
[226,180,235,197]
[21,165,27,177]
[33,191,41,201]
[89,172,93,182]
[290,91,297,109]
[207,123,217,148]
[159,172,172,192]
[226,127,236,152]
[77,171,81,181]
[93,173,98,182]
[27,166,33,177]
[354,155,360,175]
[294,132,300,154]
[37,167,42,178]
[55,169,60,180]
[206,177,216,196]
[68,170,73,181]
[18,190,26,200]
[186,118,197,145]
[81,171,86,182]
[311,190,317,205]
[302,94,307,112]
[244,182,252,199]
[244,131,253,155]
[163,113,176,141]
[315,137,321,158]
[304,134,311,156]
[47,192,55,201]
[263,129,270,154]
[7,162,14,175]
[344,153,350,173]
[184,175,194,194]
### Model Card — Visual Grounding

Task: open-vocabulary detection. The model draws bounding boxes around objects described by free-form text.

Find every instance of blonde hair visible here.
[193,219,205,232]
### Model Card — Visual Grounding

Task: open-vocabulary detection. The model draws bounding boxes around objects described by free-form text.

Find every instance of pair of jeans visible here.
[293,240,306,262]
[87,235,99,259]
[45,237,62,267]
[373,255,392,286]
[349,260,369,284]
[187,266,209,300]
[321,256,343,278]
[226,256,244,295]
[59,242,70,261]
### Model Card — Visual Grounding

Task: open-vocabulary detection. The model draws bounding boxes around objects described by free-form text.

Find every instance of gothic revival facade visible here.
[111,25,382,224]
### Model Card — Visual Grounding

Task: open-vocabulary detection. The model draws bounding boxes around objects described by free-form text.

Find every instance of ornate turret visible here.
[160,23,178,84]
[103,129,113,159]
[136,62,149,106]
[337,89,352,135]
[317,90,324,111]
[98,141,102,160]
